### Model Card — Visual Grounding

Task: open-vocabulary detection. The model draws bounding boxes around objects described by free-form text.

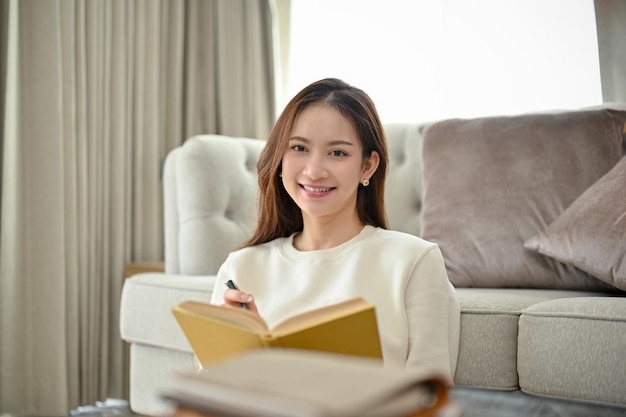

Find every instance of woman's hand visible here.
[223,289,259,313]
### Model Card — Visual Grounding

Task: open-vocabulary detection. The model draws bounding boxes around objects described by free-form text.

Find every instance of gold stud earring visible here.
[361,179,370,186]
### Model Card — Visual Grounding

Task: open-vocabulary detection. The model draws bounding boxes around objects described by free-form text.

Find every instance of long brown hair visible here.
[243,78,389,247]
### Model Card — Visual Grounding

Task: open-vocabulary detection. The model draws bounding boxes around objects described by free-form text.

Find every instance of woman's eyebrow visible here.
[289,136,309,142]
[328,140,355,147]
[289,136,354,147]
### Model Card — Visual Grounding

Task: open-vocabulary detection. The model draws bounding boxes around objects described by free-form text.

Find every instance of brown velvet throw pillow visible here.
[524,156,626,291]
[421,109,625,290]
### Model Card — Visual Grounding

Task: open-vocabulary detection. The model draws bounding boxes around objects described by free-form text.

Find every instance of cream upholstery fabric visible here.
[163,135,265,275]
[120,274,214,350]
[518,297,626,407]
[383,124,425,236]
[128,344,194,417]
[455,289,609,390]
[119,273,215,414]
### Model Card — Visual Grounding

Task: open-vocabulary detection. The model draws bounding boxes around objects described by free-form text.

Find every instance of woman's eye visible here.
[330,149,347,157]
[291,145,306,152]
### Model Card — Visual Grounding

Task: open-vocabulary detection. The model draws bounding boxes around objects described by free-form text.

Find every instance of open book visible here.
[162,349,452,417]
[171,297,382,367]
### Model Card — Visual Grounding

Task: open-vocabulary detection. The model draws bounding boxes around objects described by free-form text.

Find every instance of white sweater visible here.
[210,225,460,383]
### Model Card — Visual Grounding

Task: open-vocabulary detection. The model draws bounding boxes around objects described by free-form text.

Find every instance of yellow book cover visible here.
[171,297,382,367]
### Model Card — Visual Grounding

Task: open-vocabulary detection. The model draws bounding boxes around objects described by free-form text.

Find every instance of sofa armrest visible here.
[120,273,216,352]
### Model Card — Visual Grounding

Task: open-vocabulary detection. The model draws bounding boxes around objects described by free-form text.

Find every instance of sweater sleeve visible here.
[404,244,460,385]
[209,257,231,306]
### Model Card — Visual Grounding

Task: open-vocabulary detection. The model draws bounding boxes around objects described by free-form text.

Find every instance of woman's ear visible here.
[362,151,380,178]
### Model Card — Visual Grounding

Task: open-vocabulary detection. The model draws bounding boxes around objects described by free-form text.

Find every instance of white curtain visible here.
[0,0,275,414]
[594,0,626,102]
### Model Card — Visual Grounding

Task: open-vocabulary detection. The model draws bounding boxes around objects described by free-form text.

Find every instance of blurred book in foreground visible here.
[162,349,455,417]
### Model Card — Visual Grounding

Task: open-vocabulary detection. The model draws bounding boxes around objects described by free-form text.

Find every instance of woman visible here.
[210,78,460,383]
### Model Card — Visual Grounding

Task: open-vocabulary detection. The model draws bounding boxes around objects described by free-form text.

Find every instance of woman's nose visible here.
[303,154,328,180]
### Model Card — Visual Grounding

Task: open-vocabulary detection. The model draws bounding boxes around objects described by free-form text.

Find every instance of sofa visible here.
[120,105,626,416]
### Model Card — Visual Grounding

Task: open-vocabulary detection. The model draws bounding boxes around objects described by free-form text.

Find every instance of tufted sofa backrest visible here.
[163,125,425,275]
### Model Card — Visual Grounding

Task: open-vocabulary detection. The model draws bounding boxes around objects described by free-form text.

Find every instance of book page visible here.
[271,297,371,334]
[178,301,270,333]
[172,307,272,367]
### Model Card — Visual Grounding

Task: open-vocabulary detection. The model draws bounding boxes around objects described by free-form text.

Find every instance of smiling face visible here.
[281,103,379,226]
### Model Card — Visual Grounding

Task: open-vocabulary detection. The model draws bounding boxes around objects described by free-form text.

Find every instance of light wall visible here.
[284,0,602,123]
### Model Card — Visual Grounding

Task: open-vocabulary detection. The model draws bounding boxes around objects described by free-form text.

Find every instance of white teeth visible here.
[303,185,332,193]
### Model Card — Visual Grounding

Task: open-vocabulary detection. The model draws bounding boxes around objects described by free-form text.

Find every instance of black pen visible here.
[224,279,250,310]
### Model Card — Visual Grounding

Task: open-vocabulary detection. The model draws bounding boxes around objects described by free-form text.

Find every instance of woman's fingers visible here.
[223,289,258,312]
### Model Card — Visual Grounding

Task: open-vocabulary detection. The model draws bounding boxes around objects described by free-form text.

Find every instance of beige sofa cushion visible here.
[518,297,626,407]
[421,109,625,290]
[525,156,626,291]
[454,289,604,390]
